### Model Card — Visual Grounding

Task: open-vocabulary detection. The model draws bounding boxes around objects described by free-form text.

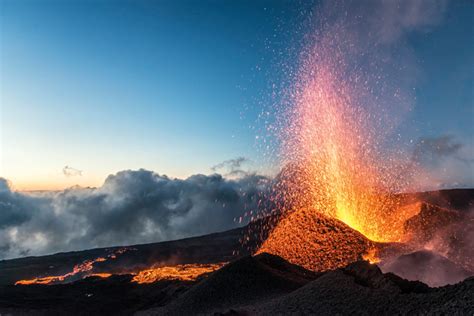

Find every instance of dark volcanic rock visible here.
[2,254,473,316]
[136,259,473,316]
[246,261,474,315]
[404,203,463,243]
[138,253,318,315]
[0,275,191,316]
[402,202,474,272]
[406,188,474,212]
[343,260,429,293]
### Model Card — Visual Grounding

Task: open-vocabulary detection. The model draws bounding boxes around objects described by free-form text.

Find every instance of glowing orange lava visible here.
[362,248,380,264]
[88,273,112,278]
[15,276,65,285]
[257,207,375,271]
[15,248,132,285]
[132,263,225,284]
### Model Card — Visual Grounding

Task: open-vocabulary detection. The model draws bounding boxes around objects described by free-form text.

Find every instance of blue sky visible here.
[1,0,472,190]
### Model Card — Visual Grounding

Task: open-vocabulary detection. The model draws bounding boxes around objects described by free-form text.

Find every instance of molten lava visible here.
[88,273,113,278]
[362,248,381,264]
[15,248,132,285]
[16,250,224,286]
[132,263,224,284]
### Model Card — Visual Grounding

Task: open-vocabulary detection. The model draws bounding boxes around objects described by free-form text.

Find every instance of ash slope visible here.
[246,259,474,316]
[381,250,472,287]
[137,253,319,316]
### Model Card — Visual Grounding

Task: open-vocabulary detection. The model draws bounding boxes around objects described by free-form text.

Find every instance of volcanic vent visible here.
[257,208,374,271]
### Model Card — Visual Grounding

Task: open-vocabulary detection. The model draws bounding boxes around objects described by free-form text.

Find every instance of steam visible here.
[414,135,463,162]
[381,206,474,286]
[63,165,83,177]
[381,250,471,287]
[0,170,269,260]
[211,157,251,177]
[364,0,447,43]
[412,135,474,189]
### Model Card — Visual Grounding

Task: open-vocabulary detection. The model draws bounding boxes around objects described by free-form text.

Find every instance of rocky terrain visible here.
[380,250,472,287]
[2,254,473,316]
[245,259,473,316]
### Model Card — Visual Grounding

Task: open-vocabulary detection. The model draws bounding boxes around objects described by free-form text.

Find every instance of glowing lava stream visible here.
[16,262,225,285]
[15,248,132,285]
[132,263,225,284]
[15,244,224,285]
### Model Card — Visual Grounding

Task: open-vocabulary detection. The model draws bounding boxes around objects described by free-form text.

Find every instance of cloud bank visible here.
[0,170,269,260]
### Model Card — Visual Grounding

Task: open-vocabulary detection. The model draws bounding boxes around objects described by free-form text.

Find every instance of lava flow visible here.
[132,263,225,284]
[362,248,381,265]
[15,245,225,285]
[15,248,132,285]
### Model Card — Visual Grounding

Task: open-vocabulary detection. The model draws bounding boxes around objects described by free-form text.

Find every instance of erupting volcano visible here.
[274,35,414,242]
[1,1,473,315]
[253,7,430,272]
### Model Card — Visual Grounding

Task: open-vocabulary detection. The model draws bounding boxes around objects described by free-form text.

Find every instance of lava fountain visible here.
[276,59,412,243]
[259,4,420,266]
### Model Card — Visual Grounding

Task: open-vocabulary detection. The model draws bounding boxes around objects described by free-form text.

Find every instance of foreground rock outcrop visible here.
[139,255,473,316]
[381,250,472,287]
[246,260,473,315]
[138,253,318,315]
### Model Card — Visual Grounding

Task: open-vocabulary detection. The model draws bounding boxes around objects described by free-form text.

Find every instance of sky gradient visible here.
[1,0,473,190]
